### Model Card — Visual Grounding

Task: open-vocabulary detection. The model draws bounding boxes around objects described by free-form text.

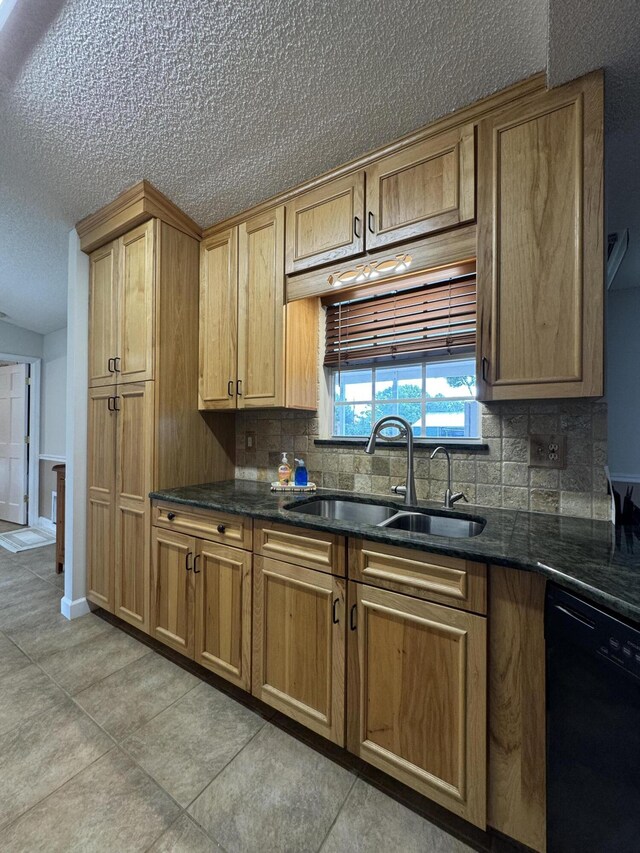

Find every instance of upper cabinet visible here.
[238,207,286,408]
[88,220,155,387]
[284,123,475,274]
[285,172,365,274]
[118,222,155,383]
[88,242,118,387]
[365,123,475,250]
[199,227,238,410]
[199,206,319,412]
[476,72,603,401]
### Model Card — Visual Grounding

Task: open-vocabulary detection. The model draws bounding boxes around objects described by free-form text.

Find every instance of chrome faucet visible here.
[430,446,468,509]
[365,415,416,506]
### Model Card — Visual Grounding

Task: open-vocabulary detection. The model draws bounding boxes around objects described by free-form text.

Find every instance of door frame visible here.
[0,352,41,527]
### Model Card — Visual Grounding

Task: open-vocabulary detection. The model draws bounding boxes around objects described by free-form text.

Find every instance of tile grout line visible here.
[315,772,359,853]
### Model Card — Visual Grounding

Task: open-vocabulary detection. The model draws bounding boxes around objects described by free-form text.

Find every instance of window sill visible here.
[314,438,489,452]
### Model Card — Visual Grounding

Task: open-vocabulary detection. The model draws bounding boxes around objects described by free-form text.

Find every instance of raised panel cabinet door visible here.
[151,527,196,656]
[477,71,603,401]
[117,220,155,383]
[237,207,285,408]
[198,227,238,410]
[86,385,117,611]
[194,539,252,690]
[347,582,487,828]
[252,556,346,745]
[365,123,475,250]
[114,381,154,631]
[88,240,118,387]
[285,171,365,273]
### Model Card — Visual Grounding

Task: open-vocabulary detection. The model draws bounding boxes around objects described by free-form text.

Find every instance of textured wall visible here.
[235,400,610,521]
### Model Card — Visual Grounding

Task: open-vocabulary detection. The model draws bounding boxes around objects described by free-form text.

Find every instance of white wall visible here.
[0,320,43,359]
[40,327,67,458]
[62,229,89,619]
[607,287,640,479]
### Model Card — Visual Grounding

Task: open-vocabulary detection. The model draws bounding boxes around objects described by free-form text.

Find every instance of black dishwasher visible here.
[546,584,640,852]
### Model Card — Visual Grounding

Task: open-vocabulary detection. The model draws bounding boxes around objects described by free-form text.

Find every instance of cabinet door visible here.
[118,220,155,383]
[194,539,252,690]
[365,124,475,250]
[151,527,195,656]
[237,207,285,408]
[253,556,346,745]
[347,582,487,828]
[86,386,117,611]
[114,381,154,631]
[285,172,365,273]
[477,72,603,400]
[88,241,118,387]
[198,227,238,410]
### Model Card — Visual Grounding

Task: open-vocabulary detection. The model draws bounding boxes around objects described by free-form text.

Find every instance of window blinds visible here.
[324,272,476,367]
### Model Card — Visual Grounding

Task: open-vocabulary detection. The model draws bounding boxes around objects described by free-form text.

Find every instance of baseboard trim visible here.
[37,516,56,534]
[60,596,90,620]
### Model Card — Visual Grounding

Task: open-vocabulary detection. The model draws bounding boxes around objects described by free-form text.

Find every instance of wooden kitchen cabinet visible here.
[477,71,603,400]
[199,227,238,410]
[114,381,154,630]
[347,581,487,828]
[118,221,155,383]
[238,207,286,408]
[151,526,195,656]
[86,385,117,610]
[83,184,236,631]
[365,123,475,250]
[88,380,154,630]
[151,518,252,689]
[252,555,346,745]
[285,171,365,273]
[199,207,319,412]
[88,220,154,388]
[88,242,118,387]
[194,538,252,690]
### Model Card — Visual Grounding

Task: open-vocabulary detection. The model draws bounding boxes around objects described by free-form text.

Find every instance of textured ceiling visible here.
[0,0,548,334]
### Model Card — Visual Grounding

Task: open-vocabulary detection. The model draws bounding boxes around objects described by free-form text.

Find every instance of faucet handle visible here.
[450,492,468,506]
[391,484,406,495]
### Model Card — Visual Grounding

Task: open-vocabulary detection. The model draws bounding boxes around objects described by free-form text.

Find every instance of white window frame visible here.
[329,354,482,444]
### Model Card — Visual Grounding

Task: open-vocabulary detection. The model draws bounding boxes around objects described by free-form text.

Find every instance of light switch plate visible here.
[245,431,256,451]
[529,434,567,469]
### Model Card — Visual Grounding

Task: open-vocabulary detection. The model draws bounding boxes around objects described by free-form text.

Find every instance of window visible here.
[325,263,480,441]
[332,357,479,439]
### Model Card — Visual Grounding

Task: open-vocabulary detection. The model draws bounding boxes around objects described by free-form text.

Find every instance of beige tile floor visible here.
[0,528,477,853]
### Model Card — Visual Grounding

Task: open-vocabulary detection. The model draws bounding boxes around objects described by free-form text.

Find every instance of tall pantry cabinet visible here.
[79,182,235,632]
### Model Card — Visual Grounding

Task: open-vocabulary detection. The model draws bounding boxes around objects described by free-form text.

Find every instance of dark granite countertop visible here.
[150,480,640,624]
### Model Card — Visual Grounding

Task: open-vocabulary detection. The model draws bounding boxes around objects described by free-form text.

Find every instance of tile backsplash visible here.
[235,399,610,520]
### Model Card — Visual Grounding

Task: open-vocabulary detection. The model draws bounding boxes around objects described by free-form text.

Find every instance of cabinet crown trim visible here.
[77,180,202,253]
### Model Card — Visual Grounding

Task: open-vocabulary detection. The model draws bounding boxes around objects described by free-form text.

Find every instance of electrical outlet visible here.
[245,431,256,451]
[529,434,567,469]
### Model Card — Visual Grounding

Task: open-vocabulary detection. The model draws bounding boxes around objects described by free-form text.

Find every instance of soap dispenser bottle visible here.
[294,458,308,487]
[278,453,292,485]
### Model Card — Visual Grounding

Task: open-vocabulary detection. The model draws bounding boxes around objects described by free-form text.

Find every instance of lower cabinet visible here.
[347,581,487,829]
[87,380,153,632]
[148,513,497,834]
[151,527,252,690]
[252,555,346,746]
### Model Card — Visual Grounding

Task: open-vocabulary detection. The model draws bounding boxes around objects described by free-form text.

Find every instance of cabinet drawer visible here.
[254,521,345,576]
[349,538,486,614]
[153,501,252,550]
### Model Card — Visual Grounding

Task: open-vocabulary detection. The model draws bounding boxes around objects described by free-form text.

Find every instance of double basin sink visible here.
[285,497,485,539]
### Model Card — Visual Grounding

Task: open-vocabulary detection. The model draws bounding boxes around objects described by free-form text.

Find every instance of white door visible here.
[0,364,29,524]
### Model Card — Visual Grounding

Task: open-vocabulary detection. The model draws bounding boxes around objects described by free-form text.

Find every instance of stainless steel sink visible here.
[379,510,485,538]
[287,498,398,525]
[285,497,485,538]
